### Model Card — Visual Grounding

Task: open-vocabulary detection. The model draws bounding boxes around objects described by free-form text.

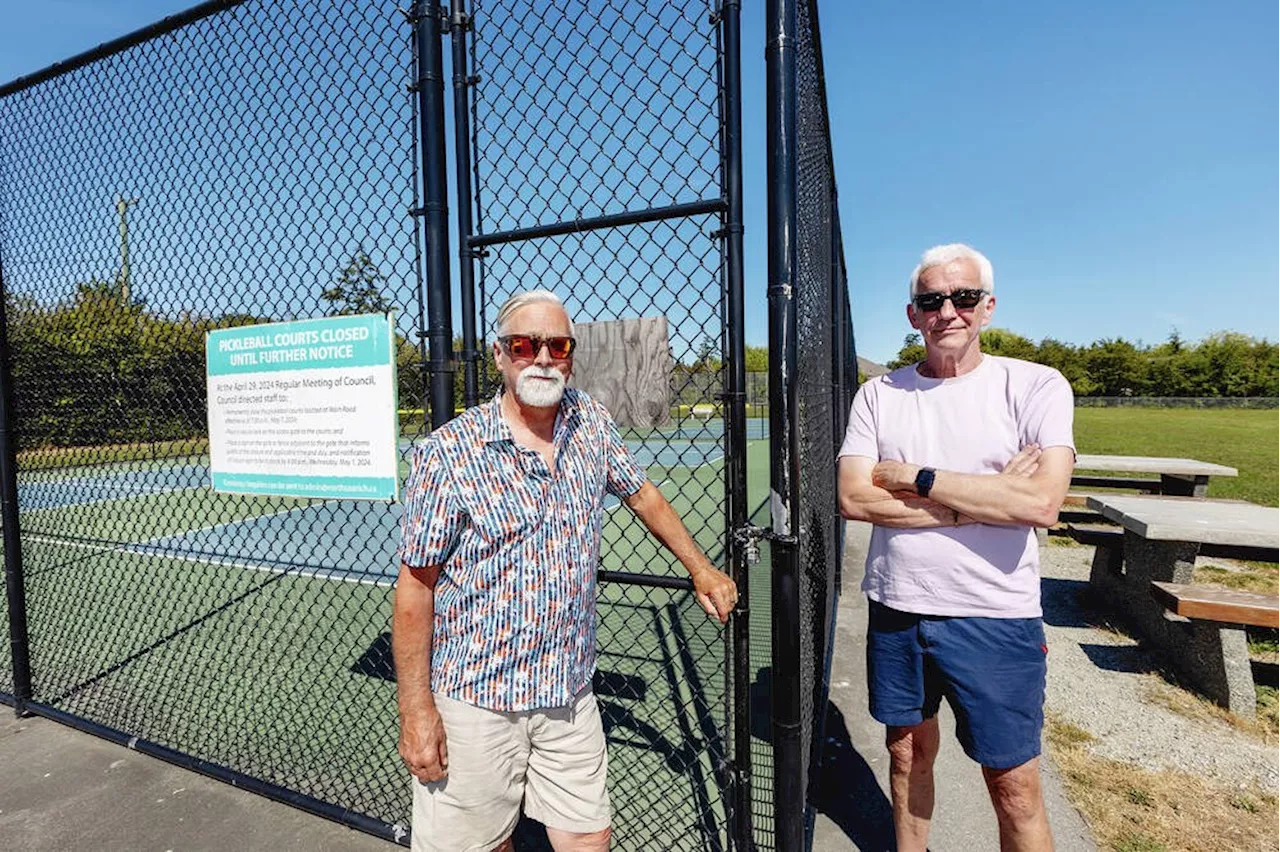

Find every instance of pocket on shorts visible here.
[1020,618,1047,655]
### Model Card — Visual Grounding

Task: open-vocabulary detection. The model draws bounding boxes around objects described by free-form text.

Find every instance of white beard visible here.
[515,365,566,407]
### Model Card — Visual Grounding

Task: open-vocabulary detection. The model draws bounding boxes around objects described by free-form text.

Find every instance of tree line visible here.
[7,249,426,451]
[885,329,1278,398]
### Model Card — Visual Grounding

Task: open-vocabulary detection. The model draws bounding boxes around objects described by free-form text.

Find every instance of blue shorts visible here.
[866,600,1047,770]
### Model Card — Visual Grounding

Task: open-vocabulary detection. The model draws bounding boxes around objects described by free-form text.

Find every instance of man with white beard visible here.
[393,289,738,852]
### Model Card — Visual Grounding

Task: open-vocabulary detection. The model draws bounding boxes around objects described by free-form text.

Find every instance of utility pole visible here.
[115,194,138,303]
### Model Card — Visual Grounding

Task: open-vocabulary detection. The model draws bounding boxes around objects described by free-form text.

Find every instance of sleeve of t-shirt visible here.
[1021,369,1076,455]
[837,381,879,460]
[601,403,649,498]
[397,438,464,567]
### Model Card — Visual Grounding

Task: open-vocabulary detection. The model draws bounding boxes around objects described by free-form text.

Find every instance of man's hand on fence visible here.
[692,565,738,624]
[399,705,449,784]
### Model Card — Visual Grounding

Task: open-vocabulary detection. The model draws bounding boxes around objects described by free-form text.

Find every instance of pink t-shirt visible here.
[838,355,1075,618]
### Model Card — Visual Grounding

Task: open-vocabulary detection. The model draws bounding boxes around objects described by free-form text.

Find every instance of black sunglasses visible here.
[912,288,989,312]
[497,334,576,360]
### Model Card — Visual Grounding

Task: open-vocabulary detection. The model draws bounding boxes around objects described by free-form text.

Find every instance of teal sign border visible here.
[206,313,399,501]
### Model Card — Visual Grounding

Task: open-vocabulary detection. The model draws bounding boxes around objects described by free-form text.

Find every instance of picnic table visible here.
[1072,454,1238,497]
[1083,494,1279,717]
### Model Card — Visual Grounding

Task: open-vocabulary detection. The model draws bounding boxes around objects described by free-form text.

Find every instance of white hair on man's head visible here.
[495,289,574,335]
[908,244,994,299]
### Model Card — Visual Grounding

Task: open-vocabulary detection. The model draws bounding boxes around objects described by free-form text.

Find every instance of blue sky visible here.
[1,0,1275,363]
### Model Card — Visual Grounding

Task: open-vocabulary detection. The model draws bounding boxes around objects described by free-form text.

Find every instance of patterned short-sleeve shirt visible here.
[398,388,648,711]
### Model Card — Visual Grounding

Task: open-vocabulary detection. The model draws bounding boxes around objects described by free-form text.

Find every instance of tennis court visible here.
[12,418,772,848]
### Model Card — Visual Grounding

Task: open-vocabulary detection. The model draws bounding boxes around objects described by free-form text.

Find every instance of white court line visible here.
[25,533,394,588]
[135,499,340,546]
[22,483,191,513]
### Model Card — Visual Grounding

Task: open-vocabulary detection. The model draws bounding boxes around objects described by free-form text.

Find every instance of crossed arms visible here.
[838,444,1075,530]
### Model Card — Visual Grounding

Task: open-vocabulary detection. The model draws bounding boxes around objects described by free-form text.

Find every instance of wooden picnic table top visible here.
[1073,454,1238,478]
[1085,494,1278,548]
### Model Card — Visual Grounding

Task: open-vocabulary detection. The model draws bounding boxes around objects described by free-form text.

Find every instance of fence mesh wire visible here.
[0,0,421,831]
[793,0,852,838]
[466,3,745,848]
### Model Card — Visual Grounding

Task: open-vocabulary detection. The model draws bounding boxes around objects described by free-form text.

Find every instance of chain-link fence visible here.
[765,0,856,848]
[0,0,422,838]
[2,0,853,849]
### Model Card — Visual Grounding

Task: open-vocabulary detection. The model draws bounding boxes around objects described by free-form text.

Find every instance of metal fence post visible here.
[766,0,804,847]
[450,0,480,409]
[717,1,754,848]
[0,257,32,716]
[414,0,456,428]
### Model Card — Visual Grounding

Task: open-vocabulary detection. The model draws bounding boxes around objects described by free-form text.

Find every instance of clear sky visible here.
[2,0,1276,363]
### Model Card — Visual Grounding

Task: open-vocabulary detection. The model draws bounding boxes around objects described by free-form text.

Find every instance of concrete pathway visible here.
[0,713,396,851]
[810,521,1097,852]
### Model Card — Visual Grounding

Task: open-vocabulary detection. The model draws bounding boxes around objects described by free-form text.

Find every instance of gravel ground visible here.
[1039,543,1278,790]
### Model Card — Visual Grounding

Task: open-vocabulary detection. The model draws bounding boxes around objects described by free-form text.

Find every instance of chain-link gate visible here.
[1,0,853,849]
[451,2,754,848]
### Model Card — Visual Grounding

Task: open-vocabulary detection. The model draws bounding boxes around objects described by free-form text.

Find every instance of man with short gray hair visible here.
[838,244,1075,852]
[394,289,738,851]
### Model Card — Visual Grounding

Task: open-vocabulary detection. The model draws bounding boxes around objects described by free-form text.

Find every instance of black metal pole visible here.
[718,1,753,849]
[449,0,480,409]
[468,198,726,248]
[0,257,33,717]
[414,0,456,428]
[0,0,248,97]
[766,0,803,849]
[830,199,846,458]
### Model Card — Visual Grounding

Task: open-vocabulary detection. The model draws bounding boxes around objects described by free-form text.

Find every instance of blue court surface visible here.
[22,420,767,586]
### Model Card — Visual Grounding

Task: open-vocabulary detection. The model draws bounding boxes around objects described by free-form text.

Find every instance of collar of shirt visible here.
[478,388,584,451]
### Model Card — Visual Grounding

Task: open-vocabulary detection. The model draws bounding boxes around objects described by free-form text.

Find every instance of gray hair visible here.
[908,244,994,299]
[494,289,574,335]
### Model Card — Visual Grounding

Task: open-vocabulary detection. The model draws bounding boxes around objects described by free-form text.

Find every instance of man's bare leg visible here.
[886,717,940,852]
[544,826,610,851]
[983,758,1054,852]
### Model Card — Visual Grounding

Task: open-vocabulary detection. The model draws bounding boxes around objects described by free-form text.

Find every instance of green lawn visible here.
[1073,408,1278,506]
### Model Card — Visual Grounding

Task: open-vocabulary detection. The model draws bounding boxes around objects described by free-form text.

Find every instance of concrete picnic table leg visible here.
[1119,531,1197,642]
[1159,473,1210,497]
[1120,532,1256,719]
[1184,621,1256,720]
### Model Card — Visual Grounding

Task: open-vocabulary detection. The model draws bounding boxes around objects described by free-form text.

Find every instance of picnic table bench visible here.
[1082,494,1279,719]
[1149,583,1279,719]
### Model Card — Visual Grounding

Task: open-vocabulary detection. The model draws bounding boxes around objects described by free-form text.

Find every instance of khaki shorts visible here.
[410,686,610,852]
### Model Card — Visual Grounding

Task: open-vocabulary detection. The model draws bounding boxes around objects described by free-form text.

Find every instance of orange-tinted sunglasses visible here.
[498,334,576,360]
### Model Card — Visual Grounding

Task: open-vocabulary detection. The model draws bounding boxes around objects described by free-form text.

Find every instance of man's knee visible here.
[546,825,611,852]
[983,760,1044,824]
[579,826,611,850]
[886,722,939,773]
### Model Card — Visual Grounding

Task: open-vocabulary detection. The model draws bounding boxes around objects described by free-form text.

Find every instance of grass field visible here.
[1073,408,1278,506]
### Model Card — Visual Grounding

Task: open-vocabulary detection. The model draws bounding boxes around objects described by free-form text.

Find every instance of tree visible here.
[322,247,390,316]
[886,333,925,369]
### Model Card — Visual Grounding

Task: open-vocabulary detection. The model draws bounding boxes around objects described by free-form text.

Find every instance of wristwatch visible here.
[914,467,937,498]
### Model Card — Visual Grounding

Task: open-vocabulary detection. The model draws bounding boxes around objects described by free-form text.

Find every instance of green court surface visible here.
[2,425,776,848]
